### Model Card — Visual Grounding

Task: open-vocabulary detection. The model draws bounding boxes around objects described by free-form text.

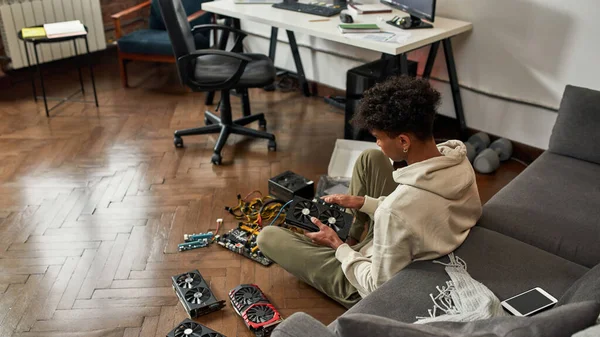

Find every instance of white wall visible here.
[240,0,600,149]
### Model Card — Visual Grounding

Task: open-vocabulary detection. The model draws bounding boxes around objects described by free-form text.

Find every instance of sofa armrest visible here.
[549,85,600,164]
[272,312,336,337]
[111,0,151,39]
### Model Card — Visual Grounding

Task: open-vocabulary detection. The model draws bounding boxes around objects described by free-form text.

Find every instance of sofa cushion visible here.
[335,301,600,337]
[557,263,600,306]
[549,85,600,165]
[477,152,600,268]
[272,312,336,337]
[333,227,588,325]
[117,29,209,56]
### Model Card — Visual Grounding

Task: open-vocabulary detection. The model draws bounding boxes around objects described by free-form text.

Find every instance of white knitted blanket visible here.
[415,253,509,324]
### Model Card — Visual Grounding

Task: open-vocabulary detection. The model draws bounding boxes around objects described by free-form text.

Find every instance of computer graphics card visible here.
[284,196,353,241]
[216,225,273,266]
[171,270,226,319]
[166,318,225,337]
[229,284,283,337]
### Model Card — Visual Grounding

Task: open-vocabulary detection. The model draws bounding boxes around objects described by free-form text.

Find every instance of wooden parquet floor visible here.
[0,51,525,337]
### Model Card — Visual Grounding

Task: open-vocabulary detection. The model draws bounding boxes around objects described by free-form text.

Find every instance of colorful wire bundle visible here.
[225,191,287,227]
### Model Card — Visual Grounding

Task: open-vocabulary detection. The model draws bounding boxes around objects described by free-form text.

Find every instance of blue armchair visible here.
[111,0,214,87]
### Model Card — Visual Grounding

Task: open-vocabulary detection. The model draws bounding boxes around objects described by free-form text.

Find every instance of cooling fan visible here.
[171,270,225,319]
[185,287,211,305]
[242,303,282,337]
[229,284,269,315]
[176,272,203,289]
[229,284,283,337]
[291,200,318,223]
[285,196,352,241]
[167,319,225,337]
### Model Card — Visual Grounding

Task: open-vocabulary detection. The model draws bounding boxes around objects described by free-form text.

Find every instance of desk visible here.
[201,0,472,134]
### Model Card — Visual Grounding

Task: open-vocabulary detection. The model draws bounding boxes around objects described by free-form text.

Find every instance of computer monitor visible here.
[380,0,436,29]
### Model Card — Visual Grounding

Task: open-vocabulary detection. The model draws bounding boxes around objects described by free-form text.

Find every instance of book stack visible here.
[347,3,392,15]
[338,23,381,34]
[43,20,87,39]
[21,27,47,39]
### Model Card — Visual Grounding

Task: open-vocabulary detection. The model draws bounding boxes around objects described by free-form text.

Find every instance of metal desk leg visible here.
[84,36,99,107]
[23,41,37,102]
[399,53,408,75]
[286,30,310,97]
[263,27,279,92]
[442,38,466,137]
[33,44,49,117]
[232,18,243,53]
[422,41,440,79]
[73,40,84,94]
[268,27,278,61]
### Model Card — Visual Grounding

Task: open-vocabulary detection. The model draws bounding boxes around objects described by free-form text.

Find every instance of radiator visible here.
[0,0,106,69]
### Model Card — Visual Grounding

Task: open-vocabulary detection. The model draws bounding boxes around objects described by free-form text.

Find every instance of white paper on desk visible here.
[344,31,411,44]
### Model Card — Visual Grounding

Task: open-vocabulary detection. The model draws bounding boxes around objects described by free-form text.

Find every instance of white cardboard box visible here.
[327,139,380,179]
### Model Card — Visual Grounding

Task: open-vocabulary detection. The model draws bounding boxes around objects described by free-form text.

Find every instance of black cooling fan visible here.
[185,287,211,305]
[167,319,225,337]
[292,200,319,223]
[176,273,203,289]
[319,209,345,231]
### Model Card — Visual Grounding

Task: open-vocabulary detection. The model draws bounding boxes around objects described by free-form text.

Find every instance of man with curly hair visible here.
[258,76,482,308]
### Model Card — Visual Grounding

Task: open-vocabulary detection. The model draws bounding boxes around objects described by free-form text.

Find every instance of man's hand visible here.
[321,194,365,210]
[305,217,344,250]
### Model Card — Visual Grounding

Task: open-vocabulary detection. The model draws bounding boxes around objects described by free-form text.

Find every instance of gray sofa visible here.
[272,85,600,336]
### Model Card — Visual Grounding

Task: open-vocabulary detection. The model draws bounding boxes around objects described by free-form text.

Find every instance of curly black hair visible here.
[351,75,441,141]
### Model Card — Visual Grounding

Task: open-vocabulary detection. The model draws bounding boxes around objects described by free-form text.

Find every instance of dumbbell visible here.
[473,138,513,174]
[465,132,490,163]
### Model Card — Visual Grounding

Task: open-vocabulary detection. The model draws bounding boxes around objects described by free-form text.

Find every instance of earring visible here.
[403,147,408,153]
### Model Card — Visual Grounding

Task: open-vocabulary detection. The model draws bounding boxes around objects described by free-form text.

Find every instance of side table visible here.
[18,25,99,117]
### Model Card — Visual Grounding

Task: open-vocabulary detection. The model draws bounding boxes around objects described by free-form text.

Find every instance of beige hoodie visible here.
[335,140,482,298]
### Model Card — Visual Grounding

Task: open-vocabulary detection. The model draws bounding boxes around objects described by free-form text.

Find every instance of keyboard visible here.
[272,2,343,17]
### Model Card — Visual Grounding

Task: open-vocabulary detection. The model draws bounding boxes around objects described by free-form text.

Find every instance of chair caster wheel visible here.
[259,119,267,130]
[263,84,276,92]
[268,140,277,152]
[211,153,222,165]
[174,136,184,148]
[204,117,212,125]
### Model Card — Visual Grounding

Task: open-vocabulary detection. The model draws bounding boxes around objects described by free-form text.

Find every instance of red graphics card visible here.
[229,284,283,337]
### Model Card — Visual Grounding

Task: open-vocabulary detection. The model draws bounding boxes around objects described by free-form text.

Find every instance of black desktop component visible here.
[345,58,418,141]
[340,13,353,23]
[268,171,314,202]
[381,0,436,29]
[216,226,274,266]
[171,270,226,318]
[166,319,225,337]
[284,196,352,241]
[272,2,343,17]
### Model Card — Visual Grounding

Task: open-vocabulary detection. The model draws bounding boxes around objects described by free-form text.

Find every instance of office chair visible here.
[159,0,277,165]
[112,0,215,88]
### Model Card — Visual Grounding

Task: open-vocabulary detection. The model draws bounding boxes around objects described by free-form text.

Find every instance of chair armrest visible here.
[192,24,248,51]
[111,1,151,19]
[187,10,208,23]
[111,0,151,39]
[191,24,248,40]
[178,50,252,90]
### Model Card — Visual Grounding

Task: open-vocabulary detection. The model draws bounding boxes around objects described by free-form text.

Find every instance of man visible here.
[257,76,482,308]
